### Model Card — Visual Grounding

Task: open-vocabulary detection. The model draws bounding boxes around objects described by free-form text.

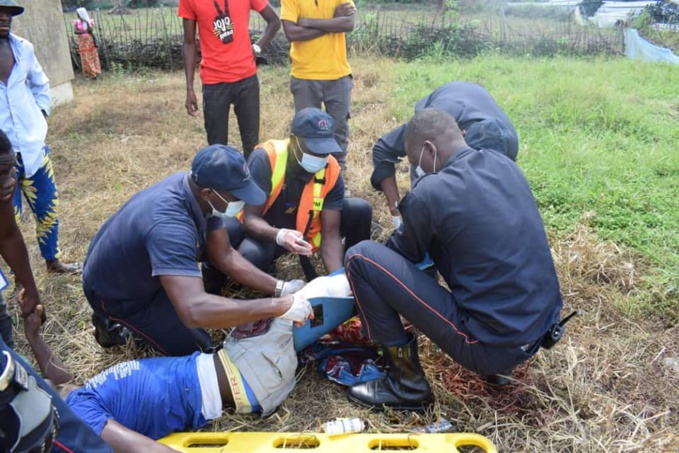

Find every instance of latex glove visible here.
[276,228,313,256]
[281,279,306,296]
[279,293,312,323]
[391,215,402,229]
[299,273,351,299]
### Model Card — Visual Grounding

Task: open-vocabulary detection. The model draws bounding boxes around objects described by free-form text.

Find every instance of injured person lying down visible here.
[21,273,351,451]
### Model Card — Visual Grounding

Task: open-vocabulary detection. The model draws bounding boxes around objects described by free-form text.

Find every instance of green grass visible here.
[388,56,679,310]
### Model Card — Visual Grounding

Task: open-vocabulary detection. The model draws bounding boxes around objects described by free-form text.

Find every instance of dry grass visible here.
[3,58,678,452]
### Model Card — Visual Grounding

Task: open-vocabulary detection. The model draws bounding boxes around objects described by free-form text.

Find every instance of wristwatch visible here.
[274,279,285,297]
[252,44,262,55]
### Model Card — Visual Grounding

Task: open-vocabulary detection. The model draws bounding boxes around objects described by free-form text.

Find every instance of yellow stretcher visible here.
[159,431,497,452]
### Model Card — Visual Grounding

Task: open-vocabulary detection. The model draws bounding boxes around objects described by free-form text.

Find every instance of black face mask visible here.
[0,352,59,453]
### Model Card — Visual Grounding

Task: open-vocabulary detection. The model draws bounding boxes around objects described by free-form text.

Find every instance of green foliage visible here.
[390,56,679,312]
[504,4,573,21]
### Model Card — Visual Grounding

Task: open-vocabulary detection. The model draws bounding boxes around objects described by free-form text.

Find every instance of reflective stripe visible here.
[256,140,341,252]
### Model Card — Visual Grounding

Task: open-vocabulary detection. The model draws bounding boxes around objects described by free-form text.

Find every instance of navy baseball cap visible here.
[190,145,266,206]
[290,108,341,155]
[465,118,512,159]
[0,0,24,16]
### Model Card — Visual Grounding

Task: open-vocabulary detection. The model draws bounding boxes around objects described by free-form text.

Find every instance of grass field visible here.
[5,54,679,451]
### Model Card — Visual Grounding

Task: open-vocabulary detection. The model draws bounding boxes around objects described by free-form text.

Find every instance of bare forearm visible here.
[182,41,197,92]
[25,334,73,386]
[213,249,278,295]
[243,215,279,243]
[300,16,354,33]
[257,20,281,48]
[320,237,344,274]
[183,293,288,329]
[380,176,401,216]
[102,420,180,453]
[282,21,325,42]
[0,230,40,301]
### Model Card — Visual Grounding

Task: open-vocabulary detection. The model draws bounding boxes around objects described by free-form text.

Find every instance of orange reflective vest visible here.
[256,139,341,252]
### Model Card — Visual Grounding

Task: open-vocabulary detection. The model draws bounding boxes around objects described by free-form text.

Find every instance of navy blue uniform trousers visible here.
[239,197,372,276]
[345,241,542,377]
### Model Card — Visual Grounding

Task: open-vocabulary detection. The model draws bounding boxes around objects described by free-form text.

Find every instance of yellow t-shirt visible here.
[281,0,354,80]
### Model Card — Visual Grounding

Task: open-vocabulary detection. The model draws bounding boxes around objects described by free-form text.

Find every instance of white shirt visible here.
[0,34,51,178]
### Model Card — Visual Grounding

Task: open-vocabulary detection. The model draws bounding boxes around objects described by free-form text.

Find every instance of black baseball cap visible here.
[290,108,341,155]
[190,145,266,206]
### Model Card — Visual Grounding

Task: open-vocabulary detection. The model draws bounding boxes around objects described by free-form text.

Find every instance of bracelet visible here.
[274,279,285,297]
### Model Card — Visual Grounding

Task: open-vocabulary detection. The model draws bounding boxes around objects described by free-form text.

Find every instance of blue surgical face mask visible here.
[209,190,245,218]
[294,137,328,173]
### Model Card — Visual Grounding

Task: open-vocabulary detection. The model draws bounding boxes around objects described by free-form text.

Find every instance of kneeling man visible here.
[345,109,563,411]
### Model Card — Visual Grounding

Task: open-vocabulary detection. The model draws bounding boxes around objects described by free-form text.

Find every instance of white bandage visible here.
[299,273,351,299]
[279,293,312,323]
[391,215,402,229]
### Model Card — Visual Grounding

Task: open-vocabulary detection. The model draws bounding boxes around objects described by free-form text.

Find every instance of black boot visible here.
[484,371,514,386]
[92,314,131,348]
[347,335,433,411]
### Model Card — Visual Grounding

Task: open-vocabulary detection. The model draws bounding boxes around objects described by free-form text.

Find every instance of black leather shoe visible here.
[92,314,130,348]
[484,371,514,386]
[347,335,433,412]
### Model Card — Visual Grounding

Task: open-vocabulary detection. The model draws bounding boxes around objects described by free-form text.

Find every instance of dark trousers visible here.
[290,76,353,170]
[203,74,260,158]
[344,241,541,376]
[85,286,213,357]
[240,197,372,276]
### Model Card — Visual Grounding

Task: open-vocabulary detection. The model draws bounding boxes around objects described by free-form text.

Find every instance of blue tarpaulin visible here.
[624,28,679,63]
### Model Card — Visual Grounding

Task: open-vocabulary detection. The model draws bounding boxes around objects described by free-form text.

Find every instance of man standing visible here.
[0,129,41,348]
[345,109,563,411]
[179,0,280,158]
[0,0,80,274]
[83,145,308,356]
[371,81,519,228]
[240,108,371,280]
[1,127,112,452]
[281,0,355,171]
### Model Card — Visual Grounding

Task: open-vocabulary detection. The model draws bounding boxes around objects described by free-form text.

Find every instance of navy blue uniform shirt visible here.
[0,338,113,452]
[83,173,224,300]
[371,81,519,190]
[388,147,562,347]
[247,147,344,230]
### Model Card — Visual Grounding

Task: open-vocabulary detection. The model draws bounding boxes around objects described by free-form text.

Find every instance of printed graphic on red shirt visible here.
[212,0,234,44]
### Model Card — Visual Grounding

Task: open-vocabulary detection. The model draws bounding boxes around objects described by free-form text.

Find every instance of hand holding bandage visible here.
[276,228,313,256]
[279,293,312,324]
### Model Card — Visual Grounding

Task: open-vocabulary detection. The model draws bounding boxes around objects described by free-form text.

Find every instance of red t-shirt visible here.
[178,0,267,84]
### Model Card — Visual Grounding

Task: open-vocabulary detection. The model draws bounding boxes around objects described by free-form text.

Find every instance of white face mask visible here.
[294,137,328,173]
[208,190,245,219]
[414,144,437,178]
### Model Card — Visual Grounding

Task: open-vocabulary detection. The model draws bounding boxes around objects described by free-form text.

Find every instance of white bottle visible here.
[322,418,365,436]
